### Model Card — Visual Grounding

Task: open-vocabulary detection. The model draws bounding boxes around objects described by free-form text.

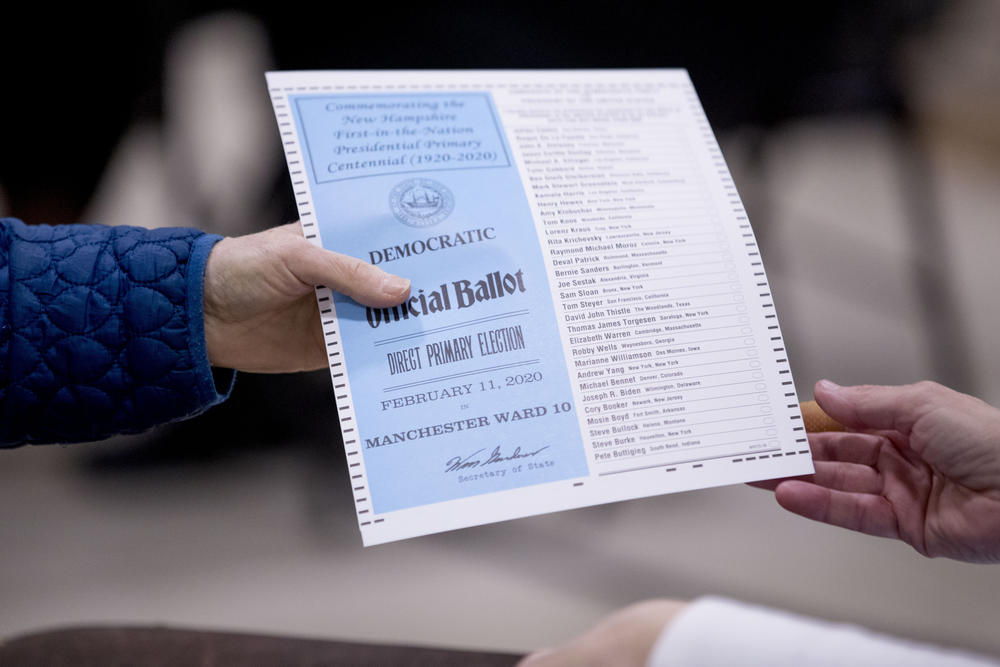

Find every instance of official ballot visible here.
[266,69,813,545]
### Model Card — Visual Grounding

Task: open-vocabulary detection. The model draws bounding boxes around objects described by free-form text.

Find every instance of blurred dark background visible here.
[2,1,940,224]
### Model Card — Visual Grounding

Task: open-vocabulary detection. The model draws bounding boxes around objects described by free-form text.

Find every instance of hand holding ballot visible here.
[759,380,1000,564]
[523,380,1000,667]
[203,222,410,373]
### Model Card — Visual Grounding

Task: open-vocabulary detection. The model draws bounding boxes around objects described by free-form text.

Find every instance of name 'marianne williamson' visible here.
[366,268,527,328]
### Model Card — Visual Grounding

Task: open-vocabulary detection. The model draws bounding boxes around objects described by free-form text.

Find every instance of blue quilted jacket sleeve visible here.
[0,218,232,446]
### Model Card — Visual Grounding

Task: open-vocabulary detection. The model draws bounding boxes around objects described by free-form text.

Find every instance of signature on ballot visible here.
[445,445,551,473]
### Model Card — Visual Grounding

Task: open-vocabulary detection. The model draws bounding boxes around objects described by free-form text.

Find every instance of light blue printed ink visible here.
[291,92,589,514]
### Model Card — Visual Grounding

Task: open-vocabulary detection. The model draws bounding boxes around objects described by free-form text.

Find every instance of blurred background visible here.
[2,0,1000,658]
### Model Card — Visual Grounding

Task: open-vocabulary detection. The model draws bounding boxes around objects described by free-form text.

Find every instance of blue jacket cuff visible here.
[184,232,236,418]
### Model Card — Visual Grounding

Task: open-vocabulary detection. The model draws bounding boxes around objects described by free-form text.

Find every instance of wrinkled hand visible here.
[517,599,688,667]
[203,222,410,372]
[760,380,1000,563]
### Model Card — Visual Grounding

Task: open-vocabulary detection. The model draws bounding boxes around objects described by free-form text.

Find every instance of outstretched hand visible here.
[517,599,688,667]
[759,380,1000,563]
[203,222,410,372]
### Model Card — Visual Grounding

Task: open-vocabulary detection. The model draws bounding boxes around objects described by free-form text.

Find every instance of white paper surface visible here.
[266,69,813,545]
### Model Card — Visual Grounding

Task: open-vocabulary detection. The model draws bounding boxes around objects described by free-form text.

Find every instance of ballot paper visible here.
[266,70,813,545]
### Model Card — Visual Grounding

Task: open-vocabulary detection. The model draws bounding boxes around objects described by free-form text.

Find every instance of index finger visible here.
[813,380,945,436]
[274,223,411,307]
[296,243,412,307]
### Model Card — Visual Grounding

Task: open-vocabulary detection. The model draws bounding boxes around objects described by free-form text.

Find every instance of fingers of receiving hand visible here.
[747,476,809,492]
[292,241,411,307]
[748,459,880,494]
[813,379,947,435]
[776,480,899,540]
[748,432,885,492]
[808,431,884,465]
[813,461,882,494]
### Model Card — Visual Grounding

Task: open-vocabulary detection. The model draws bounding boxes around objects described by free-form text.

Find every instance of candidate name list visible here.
[503,83,777,469]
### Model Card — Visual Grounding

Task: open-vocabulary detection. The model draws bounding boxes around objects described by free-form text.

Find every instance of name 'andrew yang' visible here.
[366,268,527,329]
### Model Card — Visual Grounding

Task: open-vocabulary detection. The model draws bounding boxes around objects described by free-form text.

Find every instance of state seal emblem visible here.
[389,178,454,227]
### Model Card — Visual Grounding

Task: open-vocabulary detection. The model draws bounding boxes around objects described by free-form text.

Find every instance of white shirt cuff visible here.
[647,596,999,667]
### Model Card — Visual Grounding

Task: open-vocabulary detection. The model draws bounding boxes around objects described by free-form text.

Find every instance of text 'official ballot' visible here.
[366,268,527,328]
